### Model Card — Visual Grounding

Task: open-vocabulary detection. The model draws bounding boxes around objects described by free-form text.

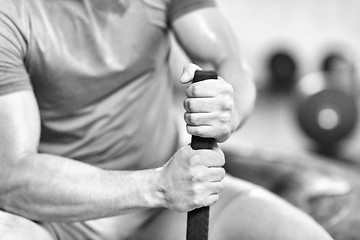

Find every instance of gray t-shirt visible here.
[0,0,216,170]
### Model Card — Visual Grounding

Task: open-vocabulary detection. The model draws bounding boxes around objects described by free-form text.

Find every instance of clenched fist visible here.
[181,64,235,143]
[158,144,225,212]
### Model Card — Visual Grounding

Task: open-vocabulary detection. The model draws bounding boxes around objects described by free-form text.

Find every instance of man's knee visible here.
[212,179,333,240]
[248,188,333,239]
[0,210,53,240]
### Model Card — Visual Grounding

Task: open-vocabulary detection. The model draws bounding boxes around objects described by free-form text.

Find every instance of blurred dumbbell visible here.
[321,51,359,97]
[295,59,359,155]
[322,52,349,72]
[297,89,358,145]
[266,49,298,92]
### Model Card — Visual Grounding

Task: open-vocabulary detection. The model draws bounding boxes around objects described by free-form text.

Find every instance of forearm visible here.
[0,153,164,222]
[192,57,256,132]
[216,57,256,132]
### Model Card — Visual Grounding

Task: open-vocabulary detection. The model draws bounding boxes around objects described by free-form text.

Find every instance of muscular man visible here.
[0,0,332,239]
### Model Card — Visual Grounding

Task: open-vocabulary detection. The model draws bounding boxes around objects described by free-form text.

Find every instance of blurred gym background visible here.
[217,0,360,160]
[172,1,360,239]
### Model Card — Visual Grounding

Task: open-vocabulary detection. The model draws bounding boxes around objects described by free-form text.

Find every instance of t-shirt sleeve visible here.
[167,0,217,24]
[0,3,31,96]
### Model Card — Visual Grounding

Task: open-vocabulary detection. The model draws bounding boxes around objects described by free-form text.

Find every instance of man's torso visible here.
[2,0,178,169]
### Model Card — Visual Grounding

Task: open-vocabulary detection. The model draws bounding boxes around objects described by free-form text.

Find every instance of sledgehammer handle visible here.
[186,70,218,240]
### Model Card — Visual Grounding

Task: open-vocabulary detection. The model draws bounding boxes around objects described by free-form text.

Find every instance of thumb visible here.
[180,63,202,84]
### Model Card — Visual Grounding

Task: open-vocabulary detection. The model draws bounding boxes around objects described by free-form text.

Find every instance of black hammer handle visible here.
[186,70,218,240]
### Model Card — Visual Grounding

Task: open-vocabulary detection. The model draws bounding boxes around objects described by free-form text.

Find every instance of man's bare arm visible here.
[173,7,256,140]
[0,90,225,222]
[0,90,165,222]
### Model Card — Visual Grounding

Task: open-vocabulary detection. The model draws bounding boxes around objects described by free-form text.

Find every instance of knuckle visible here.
[196,172,204,182]
[189,155,200,166]
[192,198,202,207]
[219,124,230,135]
[190,170,203,182]
[225,124,231,133]
[222,100,233,111]
[193,184,204,195]
[208,195,219,206]
[219,112,231,123]
[224,83,234,95]
[185,87,191,97]
[187,100,192,112]
[186,99,193,112]
[185,115,193,125]
[183,99,189,111]
[213,195,220,203]
[184,113,191,124]
[188,114,197,125]
[192,85,200,96]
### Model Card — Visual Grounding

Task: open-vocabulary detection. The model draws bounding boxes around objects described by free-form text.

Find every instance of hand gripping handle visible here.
[186,70,218,240]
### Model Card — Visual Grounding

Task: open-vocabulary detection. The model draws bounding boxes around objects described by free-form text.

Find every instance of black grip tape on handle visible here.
[186,70,218,240]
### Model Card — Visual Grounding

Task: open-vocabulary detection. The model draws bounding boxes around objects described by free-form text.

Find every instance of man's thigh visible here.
[135,175,333,240]
[130,175,251,240]
[0,209,53,240]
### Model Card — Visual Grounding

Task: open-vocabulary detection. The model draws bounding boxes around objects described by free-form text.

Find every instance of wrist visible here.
[231,95,254,132]
[142,167,166,208]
